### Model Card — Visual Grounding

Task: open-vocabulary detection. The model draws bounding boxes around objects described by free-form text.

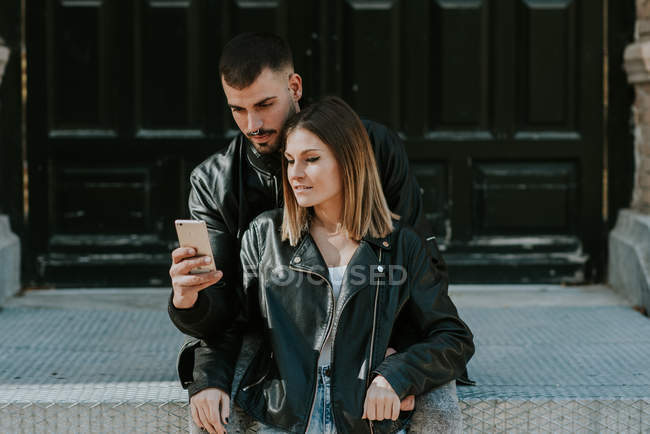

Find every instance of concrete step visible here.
[0,286,649,433]
[453,285,650,433]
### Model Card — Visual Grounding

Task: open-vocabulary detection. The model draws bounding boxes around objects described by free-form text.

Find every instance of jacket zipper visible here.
[366,250,383,434]
[241,351,274,392]
[289,266,334,434]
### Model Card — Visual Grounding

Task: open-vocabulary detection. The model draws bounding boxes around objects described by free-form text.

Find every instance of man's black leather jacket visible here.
[171,209,474,433]
[168,120,444,397]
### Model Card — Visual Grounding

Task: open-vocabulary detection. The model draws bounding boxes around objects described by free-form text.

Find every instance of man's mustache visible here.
[247,129,275,138]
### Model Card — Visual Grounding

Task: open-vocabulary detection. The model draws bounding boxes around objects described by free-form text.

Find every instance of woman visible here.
[193,96,473,433]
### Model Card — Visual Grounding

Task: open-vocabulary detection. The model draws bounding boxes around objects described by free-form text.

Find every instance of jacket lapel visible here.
[289,233,330,282]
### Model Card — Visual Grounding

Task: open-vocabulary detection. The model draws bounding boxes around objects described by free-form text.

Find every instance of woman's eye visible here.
[306,157,320,163]
[286,159,295,165]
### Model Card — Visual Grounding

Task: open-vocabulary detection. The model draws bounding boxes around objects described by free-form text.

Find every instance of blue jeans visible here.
[246,365,408,434]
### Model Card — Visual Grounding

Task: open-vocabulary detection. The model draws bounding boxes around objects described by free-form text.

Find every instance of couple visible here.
[168,33,474,434]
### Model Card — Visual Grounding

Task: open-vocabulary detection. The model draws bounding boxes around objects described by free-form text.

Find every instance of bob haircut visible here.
[280,96,395,246]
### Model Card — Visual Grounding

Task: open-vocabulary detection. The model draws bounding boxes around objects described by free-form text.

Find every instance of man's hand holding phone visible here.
[170,220,223,309]
[170,248,222,309]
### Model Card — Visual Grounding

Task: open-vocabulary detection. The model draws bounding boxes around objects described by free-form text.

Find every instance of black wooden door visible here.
[25,0,603,286]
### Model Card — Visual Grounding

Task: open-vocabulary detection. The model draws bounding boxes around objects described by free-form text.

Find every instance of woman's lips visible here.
[293,186,312,194]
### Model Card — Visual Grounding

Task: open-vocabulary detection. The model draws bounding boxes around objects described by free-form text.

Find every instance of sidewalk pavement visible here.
[1,284,649,433]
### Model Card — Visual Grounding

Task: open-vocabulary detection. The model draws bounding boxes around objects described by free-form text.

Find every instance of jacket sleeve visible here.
[168,164,248,398]
[366,121,426,232]
[174,222,262,398]
[372,229,475,400]
[168,170,241,339]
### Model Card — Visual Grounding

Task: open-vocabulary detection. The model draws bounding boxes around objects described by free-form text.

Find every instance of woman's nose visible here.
[289,162,305,179]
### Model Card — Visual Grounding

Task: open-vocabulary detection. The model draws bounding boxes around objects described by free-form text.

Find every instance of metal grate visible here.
[0,401,189,433]
[2,295,650,432]
[459,399,650,433]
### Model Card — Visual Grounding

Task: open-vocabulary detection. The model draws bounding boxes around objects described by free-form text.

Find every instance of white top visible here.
[318,265,347,367]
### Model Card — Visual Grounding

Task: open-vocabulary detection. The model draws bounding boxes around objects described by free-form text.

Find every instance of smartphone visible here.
[175,219,217,274]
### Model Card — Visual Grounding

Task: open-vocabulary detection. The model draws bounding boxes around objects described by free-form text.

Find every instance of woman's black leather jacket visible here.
[172,209,474,434]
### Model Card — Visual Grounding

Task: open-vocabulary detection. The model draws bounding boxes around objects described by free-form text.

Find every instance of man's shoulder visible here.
[360,118,401,151]
[190,134,245,181]
[360,118,390,137]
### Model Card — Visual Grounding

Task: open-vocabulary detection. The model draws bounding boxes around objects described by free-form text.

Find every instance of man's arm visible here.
[168,170,241,339]
[168,161,246,417]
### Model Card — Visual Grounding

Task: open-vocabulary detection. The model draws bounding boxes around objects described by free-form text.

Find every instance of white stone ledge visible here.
[609,209,650,312]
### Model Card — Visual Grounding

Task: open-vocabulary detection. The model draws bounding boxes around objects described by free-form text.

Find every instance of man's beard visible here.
[248,103,297,155]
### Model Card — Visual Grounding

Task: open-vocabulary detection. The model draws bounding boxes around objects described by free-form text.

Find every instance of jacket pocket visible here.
[241,351,274,392]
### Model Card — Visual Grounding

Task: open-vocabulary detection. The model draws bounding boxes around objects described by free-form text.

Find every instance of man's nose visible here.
[247,113,262,133]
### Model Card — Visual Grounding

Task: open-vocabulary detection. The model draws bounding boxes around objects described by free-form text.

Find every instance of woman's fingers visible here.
[206,397,227,434]
[376,397,386,420]
[392,396,401,420]
[220,395,231,427]
[190,388,231,434]
[364,392,377,420]
[191,403,203,430]
[384,397,394,420]
[197,404,217,433]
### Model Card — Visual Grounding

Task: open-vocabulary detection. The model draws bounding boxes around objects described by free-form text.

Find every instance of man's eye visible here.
[259,102,272,108]
[231,107,243,113]
[306,157,320,163]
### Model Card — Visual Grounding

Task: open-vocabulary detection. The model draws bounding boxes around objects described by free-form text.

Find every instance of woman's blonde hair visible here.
[280,96,395,246]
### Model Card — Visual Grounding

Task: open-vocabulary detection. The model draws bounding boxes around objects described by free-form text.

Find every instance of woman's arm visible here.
[371,229,475,400]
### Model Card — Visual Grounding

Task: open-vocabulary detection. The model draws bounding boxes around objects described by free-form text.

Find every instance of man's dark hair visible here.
[219,32,293,89]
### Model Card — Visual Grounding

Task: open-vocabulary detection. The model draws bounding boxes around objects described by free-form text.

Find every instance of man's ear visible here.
[288,73,303,101]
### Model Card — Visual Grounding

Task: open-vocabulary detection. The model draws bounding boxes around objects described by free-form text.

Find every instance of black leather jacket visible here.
[168,120,442,392]
[171,209,474,433]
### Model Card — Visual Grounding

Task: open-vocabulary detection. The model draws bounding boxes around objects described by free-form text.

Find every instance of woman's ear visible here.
[288,73,303,101]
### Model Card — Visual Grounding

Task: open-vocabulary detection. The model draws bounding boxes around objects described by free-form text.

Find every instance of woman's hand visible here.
[362,375,401,421]
[190,387,230,434]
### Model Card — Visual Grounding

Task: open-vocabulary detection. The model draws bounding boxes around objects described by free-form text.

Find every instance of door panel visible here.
[26,0,603,285]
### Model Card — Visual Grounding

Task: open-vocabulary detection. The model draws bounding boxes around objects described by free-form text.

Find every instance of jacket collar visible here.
[288,231,392,318]
[245,138,282,177]
[362,230,394,252]
[288,228,394,278]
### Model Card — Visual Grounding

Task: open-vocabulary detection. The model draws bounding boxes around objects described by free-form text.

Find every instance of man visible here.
[168,33,454,433]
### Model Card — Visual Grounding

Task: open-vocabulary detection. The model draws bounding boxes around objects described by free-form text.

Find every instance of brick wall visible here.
[624,0,650,213]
